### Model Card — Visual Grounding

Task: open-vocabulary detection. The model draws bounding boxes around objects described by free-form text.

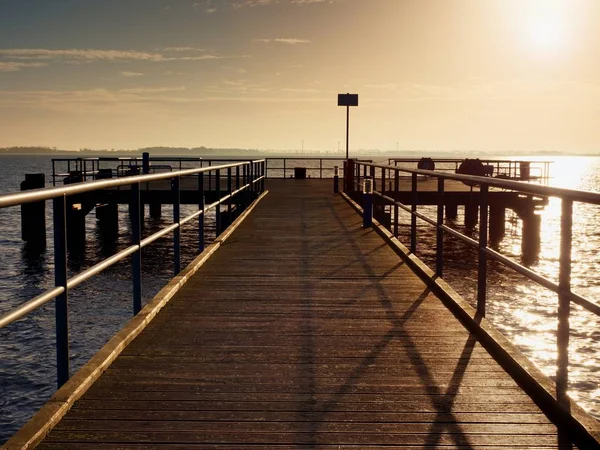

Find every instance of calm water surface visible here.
[1,154,600,443]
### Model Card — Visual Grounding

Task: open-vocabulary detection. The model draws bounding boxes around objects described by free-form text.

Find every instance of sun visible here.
[527,18,565,54]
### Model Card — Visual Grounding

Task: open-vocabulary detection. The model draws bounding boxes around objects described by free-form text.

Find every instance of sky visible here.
[0,0,600,153]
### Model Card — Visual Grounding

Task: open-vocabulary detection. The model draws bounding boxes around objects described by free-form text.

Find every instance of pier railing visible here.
[0,160,266,388]
[387,158,552,184]
[352,160,600,401]
[52,156,373,183]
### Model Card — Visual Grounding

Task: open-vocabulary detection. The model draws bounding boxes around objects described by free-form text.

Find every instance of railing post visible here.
[243,164,248,208]
[477,184,489,316]
[411,172,417,254]
[216,169,222,235]
[261,161,265,192]
[131,183,142,315]
[53,195,69,388]
[172,176,181,276]
[557,198,572,402]
[198,172,205,252]
[436,177,444,277]
[227,167,233,227]
[363,176,373,228]
[394,170,399,237]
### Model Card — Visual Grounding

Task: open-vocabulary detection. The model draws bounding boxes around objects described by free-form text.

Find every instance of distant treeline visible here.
[0,146,595,157]
[0,146,260,156]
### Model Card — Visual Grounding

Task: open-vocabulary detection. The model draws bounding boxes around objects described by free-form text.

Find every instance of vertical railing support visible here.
[53,195,69,388]
[243,164,249,208]
[216,169,222,235]
[557,198,573,402]
[436,177,445,277]
[172,176,181,276]
[131,183,142,315]
[477,184,489,316]
[394,170,399,237]
[198,172,205,252]
[363,176,373,228]
[411,173,417,254]
[227,167,233,227]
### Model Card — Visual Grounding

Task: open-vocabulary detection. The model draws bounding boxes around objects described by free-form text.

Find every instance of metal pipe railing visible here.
[352,160,600,404]
[0,159,265,389]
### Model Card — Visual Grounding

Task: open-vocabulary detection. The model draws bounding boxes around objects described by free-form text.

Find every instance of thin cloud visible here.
[161,47,207,52]
[253,38,310,44]
[0,48,249,64]
[0,48,165,62]
[121,71,145,77]
[0,61,47,72]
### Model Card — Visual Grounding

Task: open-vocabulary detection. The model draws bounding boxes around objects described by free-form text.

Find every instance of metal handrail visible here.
[352,159,593,403]
[3,162,259,208]
[0,159,266,389]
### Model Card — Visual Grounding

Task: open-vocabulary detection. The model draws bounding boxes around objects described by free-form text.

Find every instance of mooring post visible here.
[333,166,339,193]
[363,176,373,228]
[20,173,46,250]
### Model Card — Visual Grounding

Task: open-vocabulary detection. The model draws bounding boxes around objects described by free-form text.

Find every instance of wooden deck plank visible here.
[38,179,577,449]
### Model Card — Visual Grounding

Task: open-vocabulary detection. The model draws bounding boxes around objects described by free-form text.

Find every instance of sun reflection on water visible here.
[429,156,600,419]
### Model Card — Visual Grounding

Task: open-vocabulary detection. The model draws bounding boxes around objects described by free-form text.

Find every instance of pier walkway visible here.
[36,180,572,448]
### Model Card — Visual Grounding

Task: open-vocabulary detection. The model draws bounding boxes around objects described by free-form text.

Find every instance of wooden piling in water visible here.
[20,173,46,250]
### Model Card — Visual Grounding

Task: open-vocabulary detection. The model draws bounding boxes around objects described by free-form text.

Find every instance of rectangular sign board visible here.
[338,93,359,107]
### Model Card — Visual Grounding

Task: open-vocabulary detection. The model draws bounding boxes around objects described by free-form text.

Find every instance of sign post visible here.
[337,93,359,159]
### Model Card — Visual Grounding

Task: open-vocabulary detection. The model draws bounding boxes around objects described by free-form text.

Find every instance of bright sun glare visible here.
[528,18,565,54]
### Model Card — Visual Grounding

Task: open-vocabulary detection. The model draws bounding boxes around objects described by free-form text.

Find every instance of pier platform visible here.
[14,180,584,448]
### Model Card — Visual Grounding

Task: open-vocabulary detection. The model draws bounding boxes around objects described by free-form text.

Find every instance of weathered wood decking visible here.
[38,180,574,448]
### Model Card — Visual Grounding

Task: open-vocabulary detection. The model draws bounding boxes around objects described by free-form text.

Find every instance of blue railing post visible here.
[363,176,373,228]
[436,177,445,277]
[227,167,233,227]
[53,195,69,388]
[198,172,204,252]
[477,184,489,316]
[172,176,181,275]
[411,173,417,254]
[216,169,222,235]
[131,183,142,315]
[394,170,399,237]
[243,164,248,208]
[557,198,573,402]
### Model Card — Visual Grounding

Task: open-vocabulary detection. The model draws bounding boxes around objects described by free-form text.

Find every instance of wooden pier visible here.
[6,179,590,449]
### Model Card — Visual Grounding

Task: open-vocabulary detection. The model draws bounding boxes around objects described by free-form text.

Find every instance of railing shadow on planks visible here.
[347,159,600,413]
[0,160,266,389]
